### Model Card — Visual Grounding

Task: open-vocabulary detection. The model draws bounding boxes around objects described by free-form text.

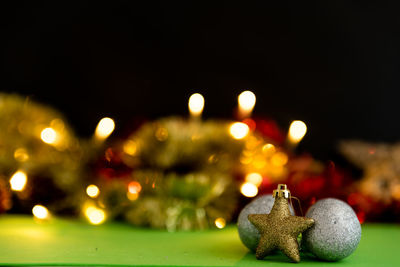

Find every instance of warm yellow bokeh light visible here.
[188,93,205,117]
[229,122,250,140]
[10,170,27,191]
[86,184,100,198]
[288,120,307,144]
[262,143,276,155]
[85,206,106,225]
[271,152,289,167]
[245,173,263,187]
[123,140,138,156]
[32,205,49,219]
[127,191,139,201]
[215,217,226,229]
[240,182,258,197]
[95,117,115,141]
[14,148,29,162]
[41,127,57,144]
[238,91,256,114]
[155,127,168,141]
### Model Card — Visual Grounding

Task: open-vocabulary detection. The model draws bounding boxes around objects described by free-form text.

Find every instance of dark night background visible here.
[1,1,400,160]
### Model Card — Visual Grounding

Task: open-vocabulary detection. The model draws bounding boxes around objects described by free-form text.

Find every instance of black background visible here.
[1,1,400,160]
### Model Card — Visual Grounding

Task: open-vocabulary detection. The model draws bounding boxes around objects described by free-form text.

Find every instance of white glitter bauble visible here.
[303,198,361,261]
[237,194,294,251]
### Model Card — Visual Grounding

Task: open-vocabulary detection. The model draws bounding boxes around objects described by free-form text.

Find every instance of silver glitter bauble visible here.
[303,198,361,261]
[237,194,294,251]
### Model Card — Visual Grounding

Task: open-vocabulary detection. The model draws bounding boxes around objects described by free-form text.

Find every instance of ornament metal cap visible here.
[273,184,290,199]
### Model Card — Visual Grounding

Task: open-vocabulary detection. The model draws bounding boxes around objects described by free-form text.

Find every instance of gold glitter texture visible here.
[248,184,314,263]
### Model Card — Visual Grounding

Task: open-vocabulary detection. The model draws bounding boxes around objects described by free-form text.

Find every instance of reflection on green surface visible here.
[0,215,398,266]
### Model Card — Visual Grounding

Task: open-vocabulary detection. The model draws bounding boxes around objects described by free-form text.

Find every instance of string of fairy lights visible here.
[6,90,307,227]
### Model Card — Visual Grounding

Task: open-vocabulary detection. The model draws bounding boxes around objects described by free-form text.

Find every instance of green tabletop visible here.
[0,215,398,266]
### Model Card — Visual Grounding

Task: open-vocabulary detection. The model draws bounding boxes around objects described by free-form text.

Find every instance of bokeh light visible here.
[95,117,115,141]
[240,182,258,197]
[86,185,100,198]
[238,91,256,113]
[32,205,49,219]
[128,181,142,194]
[288,120,307,144]
[271,152,288,167]
[14,148,29,162]
[215,217,226,229]
[41,127,57,144]
[229,122,250,140]
[9,170,27,191]
[188,93,205,117]
[245,172,263,187]
[85,206,106,225]
[123,140,138,155]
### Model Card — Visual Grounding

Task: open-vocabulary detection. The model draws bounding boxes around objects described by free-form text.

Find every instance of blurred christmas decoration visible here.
[83,91,344,229]
[91,117,246,230]
[0,90,376,228]
[340,140,400,221]
[0,93,84,214]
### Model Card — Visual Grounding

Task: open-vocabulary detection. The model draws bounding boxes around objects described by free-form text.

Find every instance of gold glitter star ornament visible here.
[248,184,314,262]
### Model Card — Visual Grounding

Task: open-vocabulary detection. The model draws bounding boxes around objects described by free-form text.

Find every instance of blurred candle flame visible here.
[288,120,307,144]
[95,117,115,141]
[238,90,256,118]
[188,93,204,118]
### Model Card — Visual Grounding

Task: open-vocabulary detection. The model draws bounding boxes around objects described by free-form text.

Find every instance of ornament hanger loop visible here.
[273,184,291,199]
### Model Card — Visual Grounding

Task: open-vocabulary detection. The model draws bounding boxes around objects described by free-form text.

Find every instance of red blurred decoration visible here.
[94,147,133,181]
[252,117,286,145]
[242,118,256,131]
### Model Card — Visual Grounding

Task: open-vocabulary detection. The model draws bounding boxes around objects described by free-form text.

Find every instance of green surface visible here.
[0,215,398,266]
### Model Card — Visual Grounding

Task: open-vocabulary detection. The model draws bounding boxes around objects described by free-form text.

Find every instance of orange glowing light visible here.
[123,140,138,155]
[215,217,226,229]
[271,152,288,166]
[128,181,142,194]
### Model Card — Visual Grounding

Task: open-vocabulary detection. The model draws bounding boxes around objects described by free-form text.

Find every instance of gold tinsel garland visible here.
[0,93,84,213]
